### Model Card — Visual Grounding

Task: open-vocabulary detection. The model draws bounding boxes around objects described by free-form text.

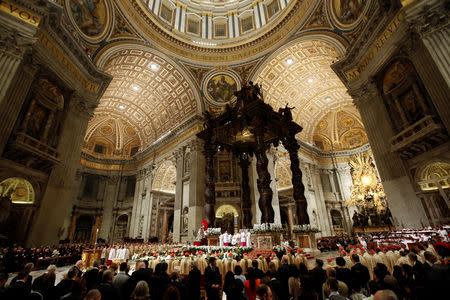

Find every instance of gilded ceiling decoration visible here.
[313,105,368,152]
[152,160,176,193]
[275,156,293,190]
[418,162,450,191]
[0,177,35,205]
[84,114,140,158]
[253,39,354,144]
[92,47,200,150]
[115,0,317,64]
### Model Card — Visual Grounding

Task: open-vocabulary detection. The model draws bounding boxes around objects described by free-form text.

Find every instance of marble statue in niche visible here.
[182,206,189,232]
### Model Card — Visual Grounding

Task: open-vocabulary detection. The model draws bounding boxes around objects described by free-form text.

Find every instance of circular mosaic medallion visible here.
[202,70,241,107]
[66,0,113,43]
[328,0,370,30]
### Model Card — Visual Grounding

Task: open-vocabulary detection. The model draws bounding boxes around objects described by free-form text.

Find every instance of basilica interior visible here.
[0,0,448,247]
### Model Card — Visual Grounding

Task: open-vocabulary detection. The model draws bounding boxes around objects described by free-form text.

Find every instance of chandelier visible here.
[346,153,387,214]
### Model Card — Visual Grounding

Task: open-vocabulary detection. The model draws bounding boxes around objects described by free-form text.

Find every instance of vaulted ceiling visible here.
[84,47,201,156]
[254,39,355,145]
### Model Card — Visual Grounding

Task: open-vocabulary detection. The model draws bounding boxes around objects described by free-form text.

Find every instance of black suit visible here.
[6,280,30,299]
[95,282,119,300]
[83,267,99,291]
[351,262,370,289]
[204,265,221,300]
[277,263,291,300]
[310,266,327,300]
[187,266,201,300]
[336,267,352,289]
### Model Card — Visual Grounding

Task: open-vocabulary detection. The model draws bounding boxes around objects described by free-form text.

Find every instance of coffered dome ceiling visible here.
[84,46,201,157]
[254,38,356,145]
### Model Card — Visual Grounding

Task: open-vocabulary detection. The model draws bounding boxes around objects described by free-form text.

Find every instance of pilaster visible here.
[172,148,184,242]
[187,139,205,241]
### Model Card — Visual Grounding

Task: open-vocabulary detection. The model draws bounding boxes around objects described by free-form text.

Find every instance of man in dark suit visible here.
[309,259,327,300]
[252,260,265,279]
[84,260,100,291]
[350,254,369,290]
[277,255,291,300]
[6,270,31,299]
[335,257,352,290]
[187,262,201,300]
[95,269,119,300]
[204,257,221,300]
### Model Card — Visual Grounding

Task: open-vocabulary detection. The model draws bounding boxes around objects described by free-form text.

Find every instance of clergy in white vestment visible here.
[246,230,251,247]
[223,231,230,246]
[219,233,224,247]
[240,231,246,247]
[108,246,116,262]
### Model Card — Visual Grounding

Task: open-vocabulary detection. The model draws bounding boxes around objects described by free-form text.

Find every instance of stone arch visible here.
[215,204,239,218]
[152,160,176,193]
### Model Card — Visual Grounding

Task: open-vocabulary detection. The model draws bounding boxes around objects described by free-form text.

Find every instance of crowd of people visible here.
[0,238,448,300]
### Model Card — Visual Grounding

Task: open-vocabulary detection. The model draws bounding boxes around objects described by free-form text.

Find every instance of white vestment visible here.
[108,248,116,260]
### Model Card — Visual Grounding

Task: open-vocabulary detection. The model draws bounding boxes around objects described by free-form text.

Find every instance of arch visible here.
[215,204,239,218]
[416,161,450,192]
[0,177,35,204]
[152,160,176,193]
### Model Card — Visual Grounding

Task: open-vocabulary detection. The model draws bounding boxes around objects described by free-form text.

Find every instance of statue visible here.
[279,104,295,122]
[182,207,189,232]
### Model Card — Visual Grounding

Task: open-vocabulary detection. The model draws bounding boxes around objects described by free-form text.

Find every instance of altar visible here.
[81,249,102,268]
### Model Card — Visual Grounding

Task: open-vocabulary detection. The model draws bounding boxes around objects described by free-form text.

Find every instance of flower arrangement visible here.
[251,223,286,234]
[182,245,253,257]
[205,228,222,237]
[292,224,319,233]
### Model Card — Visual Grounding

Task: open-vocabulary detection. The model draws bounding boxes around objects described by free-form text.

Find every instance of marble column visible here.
[203,141,216,227]
[350,82,428,228]
[311,165,332,236]
[0,14,40,155]
[27,94,97,246]
[99,175,119,241]
[188,139,205,241]
[130,175,144,237]
[403,0,450,132]
[172,149,184,242]
[162,209,169,243]
[68,213,78,242]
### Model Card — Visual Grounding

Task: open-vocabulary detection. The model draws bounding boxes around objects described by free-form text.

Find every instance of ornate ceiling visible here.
[84,114,140,157]
[68,0,372,160]
[84,47,201,157]
[254,39,355,144]
[313,105,368,152]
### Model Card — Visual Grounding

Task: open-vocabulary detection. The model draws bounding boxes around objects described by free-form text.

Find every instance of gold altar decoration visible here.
[346,153,387,213]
